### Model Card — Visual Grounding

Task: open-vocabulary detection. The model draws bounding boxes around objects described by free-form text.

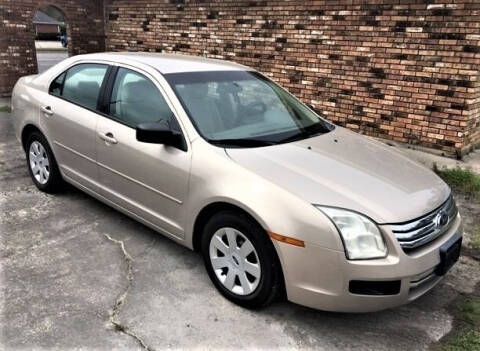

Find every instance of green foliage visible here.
[434,166,480,198]
[442,329,480,351]
[442,298,480,351]
[457,299,480,325]
[470,226,480,250]
[0,105,11,113]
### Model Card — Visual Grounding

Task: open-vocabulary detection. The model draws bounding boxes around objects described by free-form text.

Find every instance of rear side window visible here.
[49,64,108,110]
[108,67,174,128]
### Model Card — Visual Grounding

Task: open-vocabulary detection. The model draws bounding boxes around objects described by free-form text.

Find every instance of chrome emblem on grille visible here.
[391,196,457,251]
[434,211,449,228]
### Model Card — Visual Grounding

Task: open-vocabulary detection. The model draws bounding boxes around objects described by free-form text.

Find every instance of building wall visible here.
[1,0,478,155]
[0,0,105,97]
[105,0,480,155]
[35,23,60,34]
[468,82,480,150]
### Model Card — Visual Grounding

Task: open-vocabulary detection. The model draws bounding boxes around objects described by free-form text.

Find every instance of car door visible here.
[42,63,109,190]
[96,66,191,239]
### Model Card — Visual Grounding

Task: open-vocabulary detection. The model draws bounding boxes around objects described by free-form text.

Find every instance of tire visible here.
[201,210,283,309]
[25,131,63,193]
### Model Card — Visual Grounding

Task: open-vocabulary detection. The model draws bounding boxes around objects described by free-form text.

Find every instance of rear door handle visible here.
[41,106,53,115]
[99,132,118,144]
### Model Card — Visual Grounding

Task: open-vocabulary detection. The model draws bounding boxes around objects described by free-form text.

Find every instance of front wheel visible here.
[201,211,283,309]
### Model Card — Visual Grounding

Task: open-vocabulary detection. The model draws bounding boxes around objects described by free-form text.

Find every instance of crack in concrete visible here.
[103,233,155,351]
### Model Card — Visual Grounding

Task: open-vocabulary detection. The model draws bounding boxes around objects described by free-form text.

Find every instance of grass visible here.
[471,225,480,250]
[457,298,480,325]
[441,298,480,351]
[434,166,480,198]
[434,166,480,350]
[443,329,480,351]
[0,105,11,113]
[471,226,480,250]
[473,238,480,250]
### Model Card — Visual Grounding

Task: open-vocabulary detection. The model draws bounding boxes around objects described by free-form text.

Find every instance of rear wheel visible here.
[26,131,63,193]
[201,210,282,308]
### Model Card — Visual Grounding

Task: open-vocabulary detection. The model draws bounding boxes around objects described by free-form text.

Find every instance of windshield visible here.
[164,70,334,147]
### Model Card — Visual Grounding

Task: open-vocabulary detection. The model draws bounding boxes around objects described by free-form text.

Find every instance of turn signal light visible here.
[268,231,305,247]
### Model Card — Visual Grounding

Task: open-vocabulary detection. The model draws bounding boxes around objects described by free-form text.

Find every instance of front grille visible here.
[390,196,458,251]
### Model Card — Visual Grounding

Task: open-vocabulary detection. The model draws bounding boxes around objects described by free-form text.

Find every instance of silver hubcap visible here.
[209,227,261,295]
[29,141,50,185]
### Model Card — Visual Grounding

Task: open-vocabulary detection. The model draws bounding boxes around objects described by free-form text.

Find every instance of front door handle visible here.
[41,106,53,115]
[99,132,118,144]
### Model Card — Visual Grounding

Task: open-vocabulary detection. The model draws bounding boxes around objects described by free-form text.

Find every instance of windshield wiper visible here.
[278,123,331,144]
[209,138,275,148]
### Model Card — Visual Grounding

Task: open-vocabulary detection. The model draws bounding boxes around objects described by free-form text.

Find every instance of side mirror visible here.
[307,103,318,112]
[136,122,187,151]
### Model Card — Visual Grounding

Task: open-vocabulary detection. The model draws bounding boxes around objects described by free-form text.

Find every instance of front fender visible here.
[184,140,344,252]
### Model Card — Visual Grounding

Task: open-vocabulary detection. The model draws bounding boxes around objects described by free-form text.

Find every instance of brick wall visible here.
[0,0,105,97]
[105,0,480,155]
[1,0,478,155]
[468,83,480,150]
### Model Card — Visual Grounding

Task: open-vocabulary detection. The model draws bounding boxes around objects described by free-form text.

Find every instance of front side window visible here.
[165,70,333,147]
[52,64,108,110]
[49,72,65,96]
[108,68,174,128]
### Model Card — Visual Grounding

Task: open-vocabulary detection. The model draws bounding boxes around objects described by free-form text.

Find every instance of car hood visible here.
[225,127,450,224]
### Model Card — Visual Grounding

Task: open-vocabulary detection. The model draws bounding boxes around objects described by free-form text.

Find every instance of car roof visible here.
[77,52,251,74]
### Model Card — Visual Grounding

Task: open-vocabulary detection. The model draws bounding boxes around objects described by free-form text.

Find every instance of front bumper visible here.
[273,212,462,313]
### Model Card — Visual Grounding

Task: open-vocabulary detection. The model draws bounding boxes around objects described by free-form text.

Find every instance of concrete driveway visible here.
[0,105,479,350]
[35,41,65,51]
[36,51,68,73]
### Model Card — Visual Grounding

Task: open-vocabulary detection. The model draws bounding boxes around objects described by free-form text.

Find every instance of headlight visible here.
[315,206,387,260]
